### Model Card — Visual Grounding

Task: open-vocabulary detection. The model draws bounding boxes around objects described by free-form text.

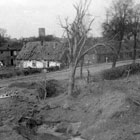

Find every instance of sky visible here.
[0,0,136,39]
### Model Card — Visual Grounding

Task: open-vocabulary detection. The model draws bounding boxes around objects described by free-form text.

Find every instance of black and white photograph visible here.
[0,0,140,140]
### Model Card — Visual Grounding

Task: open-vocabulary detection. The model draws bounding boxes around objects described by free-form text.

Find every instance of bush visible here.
[23,69,30,76]
[0,72,13,79]
[92,63,140,81]
[15,70,24,76]
[46,66,60,72]
[37,79,61,99]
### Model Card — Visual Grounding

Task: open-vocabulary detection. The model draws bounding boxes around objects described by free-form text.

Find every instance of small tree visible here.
[61,0,105,96]
[0,28,7,46]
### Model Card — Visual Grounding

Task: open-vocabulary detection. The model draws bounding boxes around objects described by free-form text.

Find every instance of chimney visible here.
[39,28,45,38]
[39,28,45,46]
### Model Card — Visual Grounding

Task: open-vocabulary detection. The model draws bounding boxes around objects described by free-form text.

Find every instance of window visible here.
[32,61,36,67]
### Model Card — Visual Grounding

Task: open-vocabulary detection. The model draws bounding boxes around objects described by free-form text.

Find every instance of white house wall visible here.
[49,61,61,67]
[35,61,44,68]
[23,61,32,68]
[19,60,61,68]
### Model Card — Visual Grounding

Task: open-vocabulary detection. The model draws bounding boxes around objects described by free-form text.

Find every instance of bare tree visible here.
[102,0,133,68]
[0,28,6,37]
[60,0,105,96]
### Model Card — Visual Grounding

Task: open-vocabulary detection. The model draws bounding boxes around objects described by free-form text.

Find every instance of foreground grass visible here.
[1,64,140,140]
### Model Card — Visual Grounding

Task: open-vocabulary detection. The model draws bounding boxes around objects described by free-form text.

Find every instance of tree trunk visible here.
[68,63,77,96]
[112,55,117,68]
[47,61,50,67]
[112,40,122,68]
[133,34,137,63]
[80,57,84,79]
[87,69,90,83]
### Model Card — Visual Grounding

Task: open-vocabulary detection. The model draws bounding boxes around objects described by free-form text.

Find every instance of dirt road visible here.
[0,59,138,87]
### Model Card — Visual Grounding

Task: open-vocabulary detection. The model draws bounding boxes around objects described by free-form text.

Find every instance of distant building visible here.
[0,42,22,66]
[84,40,140,64]
[38,28,45,37]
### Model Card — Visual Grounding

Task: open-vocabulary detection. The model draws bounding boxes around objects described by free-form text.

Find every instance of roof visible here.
[0,52,10,60]
[0,42,22,51]
[16,41,63,61]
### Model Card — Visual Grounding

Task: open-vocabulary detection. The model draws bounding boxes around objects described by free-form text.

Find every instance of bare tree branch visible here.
[78,43,106,63]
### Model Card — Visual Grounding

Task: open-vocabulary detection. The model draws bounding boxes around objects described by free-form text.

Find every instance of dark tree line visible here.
[21,35,59,42]
[102,0,140,67]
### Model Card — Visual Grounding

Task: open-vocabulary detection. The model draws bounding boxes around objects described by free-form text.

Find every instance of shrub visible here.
[18,68,39,76]
[71,85,81,98]
[0,72,13,79]
[46,66,60,72]
[29,68,41,74]
[15,70,23,76]
[37,79,61,99]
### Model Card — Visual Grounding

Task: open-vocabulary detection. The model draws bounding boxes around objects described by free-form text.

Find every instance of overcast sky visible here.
[0,0,137,39]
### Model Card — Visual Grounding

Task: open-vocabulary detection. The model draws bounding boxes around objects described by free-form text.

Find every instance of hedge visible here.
[0,66,61,79]
[92,63,140,81]
[0,68,41,79]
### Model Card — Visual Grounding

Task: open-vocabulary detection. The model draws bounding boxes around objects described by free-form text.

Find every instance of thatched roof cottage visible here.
[16,41,63,68]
